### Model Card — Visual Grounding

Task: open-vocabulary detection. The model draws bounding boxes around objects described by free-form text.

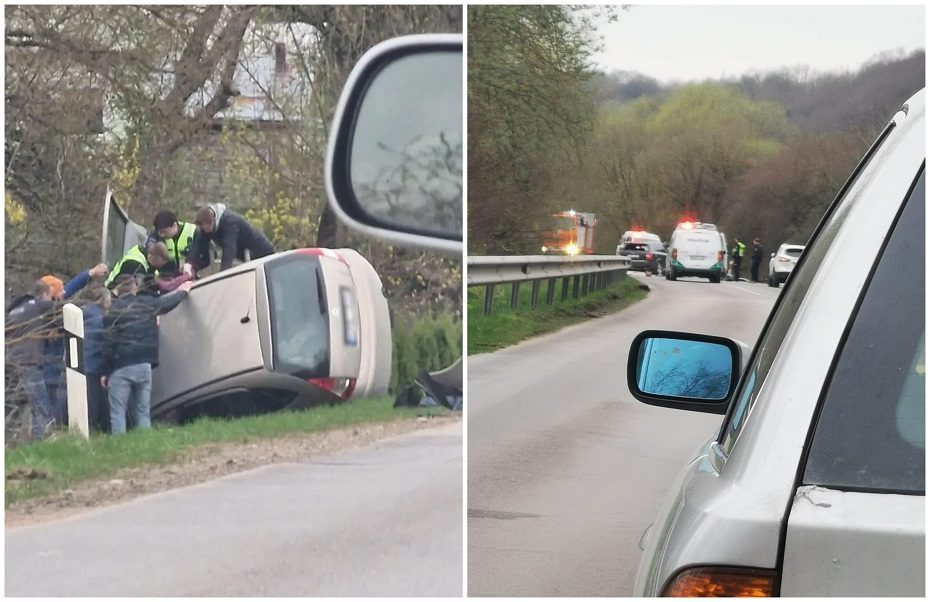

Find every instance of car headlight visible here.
[564,243,579,255]
[340,286,359,346]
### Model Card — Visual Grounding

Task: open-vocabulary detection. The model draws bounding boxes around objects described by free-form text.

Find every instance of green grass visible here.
[468,276,647,354]
[5,397,437,506]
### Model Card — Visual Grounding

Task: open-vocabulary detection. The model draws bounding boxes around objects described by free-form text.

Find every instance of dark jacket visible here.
[102,289,188,374]
[6,297,57,369]
[6,269,93,376]
[189,203,274,271]
[81,303,107,376]
[751,243,764,261]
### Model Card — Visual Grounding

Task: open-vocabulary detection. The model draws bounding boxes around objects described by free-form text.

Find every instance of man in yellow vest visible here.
[104,242,172,289]
[148,210,197,269]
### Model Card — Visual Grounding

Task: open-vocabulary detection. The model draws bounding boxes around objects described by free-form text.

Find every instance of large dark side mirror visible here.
[627,330,741,414]
[326,34,462,255]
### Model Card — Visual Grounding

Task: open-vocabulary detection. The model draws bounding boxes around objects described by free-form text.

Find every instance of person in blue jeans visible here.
[100,275,192,434]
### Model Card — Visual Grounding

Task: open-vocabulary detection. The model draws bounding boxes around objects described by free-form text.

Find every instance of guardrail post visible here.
[581,274,589,296]
[561,276,569,301]
[510,281,521,311]
[572,275,580,298]
[63,303,89,439]
[530,280,541,309]
[484,284,495,316]
[546,278,556,305]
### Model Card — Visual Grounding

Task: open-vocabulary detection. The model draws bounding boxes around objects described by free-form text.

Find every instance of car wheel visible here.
[655,262,664,277]
[669,269,677,281]
[768,275,776,287]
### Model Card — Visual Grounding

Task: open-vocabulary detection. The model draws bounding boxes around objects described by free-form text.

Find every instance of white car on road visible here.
[767,243,804,288]
[628,89,924,596]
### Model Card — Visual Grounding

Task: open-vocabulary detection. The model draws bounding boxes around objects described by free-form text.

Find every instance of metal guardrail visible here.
[468,255,631,316]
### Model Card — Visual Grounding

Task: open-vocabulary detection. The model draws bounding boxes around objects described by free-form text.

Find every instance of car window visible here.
[623,243,647,252]
[719,122,896,454]
[784,248,803,257]
[266,256,331,379]
[803,169,924,494]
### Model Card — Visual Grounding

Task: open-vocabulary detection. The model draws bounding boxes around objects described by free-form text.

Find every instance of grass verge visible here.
[468,276,648,354]
[5,397,437,506]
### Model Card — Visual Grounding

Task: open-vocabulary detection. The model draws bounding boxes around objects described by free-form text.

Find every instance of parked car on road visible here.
[102,193,392,423]
[627,89,924,596]
[616,235,667,276]
[768,243,804,287]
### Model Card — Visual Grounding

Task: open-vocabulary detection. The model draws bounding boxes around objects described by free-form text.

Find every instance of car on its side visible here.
[767,243,804,287]
[627,89,924,597]
[666,222,728,283]
[102,192,392,423]
[616,232,667,276]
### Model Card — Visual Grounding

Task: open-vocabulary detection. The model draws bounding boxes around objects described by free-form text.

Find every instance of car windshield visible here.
[266,255,330,379]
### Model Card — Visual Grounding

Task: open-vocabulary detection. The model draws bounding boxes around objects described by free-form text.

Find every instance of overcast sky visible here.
[591,5,926,83]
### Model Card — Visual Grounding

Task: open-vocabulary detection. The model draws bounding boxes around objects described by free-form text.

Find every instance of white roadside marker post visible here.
[63,303,90,439]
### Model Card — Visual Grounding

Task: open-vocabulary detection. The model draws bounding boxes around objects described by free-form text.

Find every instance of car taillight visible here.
[671,248,678,260]
[717,250,725,262]
[308,377,357,400]
[777,257,792,262]
[646,252,654,261]
[662,567,777,597]
[340,286,359,346]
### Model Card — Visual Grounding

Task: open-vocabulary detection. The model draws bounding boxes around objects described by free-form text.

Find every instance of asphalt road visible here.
[467,272,780,596]
[6,422,463,597]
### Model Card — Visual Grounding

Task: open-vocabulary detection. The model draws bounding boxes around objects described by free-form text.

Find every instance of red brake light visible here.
[679,221,693,229]
[646,252,654,261]
[717,250,725,261]
[296,248,346,263]
[671,248,678,260]
[308,377,357,400]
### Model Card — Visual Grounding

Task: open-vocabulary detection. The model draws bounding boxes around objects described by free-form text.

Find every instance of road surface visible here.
[468,273,780,596]
[6,422,463,597]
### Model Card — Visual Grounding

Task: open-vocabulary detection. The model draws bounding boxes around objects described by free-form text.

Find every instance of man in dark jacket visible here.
[6,280,57,439]
[76,285,112,433]
[185,203,274,274]
[101,275,192,434]
[750,238,765,283]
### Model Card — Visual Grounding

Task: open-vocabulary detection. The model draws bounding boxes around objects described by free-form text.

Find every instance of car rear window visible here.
[785,248,803,257]
[803,169,924,494]
[622,243,648,252]
[266,255,331,379]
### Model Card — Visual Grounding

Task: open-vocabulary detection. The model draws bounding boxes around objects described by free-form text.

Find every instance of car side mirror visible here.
[770,253,776,258]
[326,34,462,255]
[627,330,740,414]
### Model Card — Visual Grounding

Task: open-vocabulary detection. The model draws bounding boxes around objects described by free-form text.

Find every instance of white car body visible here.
[767,243,804,287]
[666,223,728,283]
[634,89,925,596]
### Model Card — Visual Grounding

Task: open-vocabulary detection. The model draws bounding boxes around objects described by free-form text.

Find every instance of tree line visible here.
[5,5,463,317]
[468,5,925,255]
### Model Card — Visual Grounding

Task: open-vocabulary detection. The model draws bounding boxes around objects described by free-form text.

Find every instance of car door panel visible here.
[101,187,148,266]
[781,487,924,596]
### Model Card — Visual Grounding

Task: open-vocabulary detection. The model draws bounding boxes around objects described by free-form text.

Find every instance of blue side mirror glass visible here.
[636,337,733,401]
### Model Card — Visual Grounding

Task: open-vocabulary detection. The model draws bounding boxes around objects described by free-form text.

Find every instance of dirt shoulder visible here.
[6,414,460,528]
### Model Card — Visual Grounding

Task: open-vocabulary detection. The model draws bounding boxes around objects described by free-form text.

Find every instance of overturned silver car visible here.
[102,192,392,423]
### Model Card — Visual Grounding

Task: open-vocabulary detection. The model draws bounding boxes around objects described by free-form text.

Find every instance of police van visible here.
[666,221,728,283]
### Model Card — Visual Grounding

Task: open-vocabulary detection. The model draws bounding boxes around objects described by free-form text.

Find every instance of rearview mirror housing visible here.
[326,34,463,255]
[627,330,741,414]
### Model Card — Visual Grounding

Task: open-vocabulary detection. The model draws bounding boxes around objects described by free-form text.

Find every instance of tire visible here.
[768,275,776,287]
[654,261,664,277]
[710,274,720,283]
[669,269,677,281]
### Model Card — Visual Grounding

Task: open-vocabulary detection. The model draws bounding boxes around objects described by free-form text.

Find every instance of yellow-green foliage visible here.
[391,313,462,393]
[5,193,26,225]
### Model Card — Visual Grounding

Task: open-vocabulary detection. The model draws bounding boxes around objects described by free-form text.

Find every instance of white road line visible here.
[723,282,762,296]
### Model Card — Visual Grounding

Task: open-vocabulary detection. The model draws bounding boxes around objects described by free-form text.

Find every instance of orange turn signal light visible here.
[662,567,777,597]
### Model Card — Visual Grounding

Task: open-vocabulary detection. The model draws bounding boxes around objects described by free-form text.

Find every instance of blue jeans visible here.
[23,366,54,440]
[108,364,153,435]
